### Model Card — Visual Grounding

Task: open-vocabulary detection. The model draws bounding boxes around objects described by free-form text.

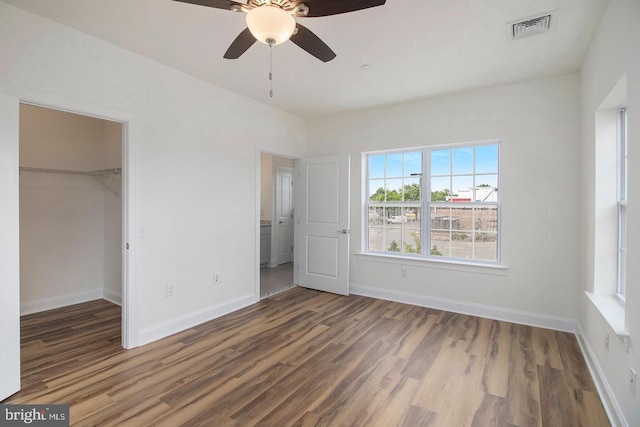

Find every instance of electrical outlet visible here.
[166,283,175,297]
[214,273,221,284]
[401,268,408,278]
[604,332,610,351]
[631,368,637,396]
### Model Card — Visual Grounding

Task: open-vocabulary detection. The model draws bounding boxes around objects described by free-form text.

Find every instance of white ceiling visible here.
[2,0,609,119]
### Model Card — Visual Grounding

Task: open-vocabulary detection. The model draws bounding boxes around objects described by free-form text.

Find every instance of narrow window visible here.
[617,107,627,298]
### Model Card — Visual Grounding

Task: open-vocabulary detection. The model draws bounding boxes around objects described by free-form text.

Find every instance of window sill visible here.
[585,291,630,352]
[356,252,508,276]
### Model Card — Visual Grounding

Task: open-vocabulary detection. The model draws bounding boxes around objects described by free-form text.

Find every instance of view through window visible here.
[366,142,500,264]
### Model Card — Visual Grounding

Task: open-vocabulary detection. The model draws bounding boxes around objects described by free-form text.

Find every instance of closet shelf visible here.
[19,167,122,197]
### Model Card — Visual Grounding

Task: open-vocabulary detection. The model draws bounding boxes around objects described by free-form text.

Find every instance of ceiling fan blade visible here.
[290,24,336,62]
[300,0,386,17]
[172,0,239,11]
[224,28,257,59]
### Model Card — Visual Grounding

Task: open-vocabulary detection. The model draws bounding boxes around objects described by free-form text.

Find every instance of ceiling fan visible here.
[173,0,386,62]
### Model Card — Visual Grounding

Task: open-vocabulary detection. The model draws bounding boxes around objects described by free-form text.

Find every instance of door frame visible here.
[255,147,301,300]
[2,83,139,349]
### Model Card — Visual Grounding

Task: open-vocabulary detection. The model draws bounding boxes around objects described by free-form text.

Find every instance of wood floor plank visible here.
[506,323,543,427]
[537,365,578,427]
[3,289,610,426]
[471,393,509,427]
[481,319,512,398]
[412,337,486,423]
[532,327,564,369]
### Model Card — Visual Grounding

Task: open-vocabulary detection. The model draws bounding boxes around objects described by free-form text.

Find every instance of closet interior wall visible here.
[19,104,123,314]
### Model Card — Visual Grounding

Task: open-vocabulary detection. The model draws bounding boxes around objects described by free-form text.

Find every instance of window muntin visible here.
[617,107,627,298]
[366,142,500,264]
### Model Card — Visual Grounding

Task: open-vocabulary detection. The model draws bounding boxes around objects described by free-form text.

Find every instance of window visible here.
[366,142,500,264]
[617,107,627,298]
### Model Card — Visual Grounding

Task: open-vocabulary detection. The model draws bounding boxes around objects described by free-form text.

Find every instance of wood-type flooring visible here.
[3,287,610,426]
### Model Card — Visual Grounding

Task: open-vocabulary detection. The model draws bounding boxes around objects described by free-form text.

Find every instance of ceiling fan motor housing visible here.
[246,5,296,45]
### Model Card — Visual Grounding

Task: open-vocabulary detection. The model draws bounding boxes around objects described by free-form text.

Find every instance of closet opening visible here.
[18,103,126,374]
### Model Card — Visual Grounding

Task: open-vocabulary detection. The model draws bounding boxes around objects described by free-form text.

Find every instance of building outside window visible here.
[366,142,500,264]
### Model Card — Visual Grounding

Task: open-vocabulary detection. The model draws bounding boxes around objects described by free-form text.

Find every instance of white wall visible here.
[19,104,118,171]
[0,92,21,399]
[307,74,582,328]
[260,153,273,221]
[579,0,640,425]
[103,174,122,302]
[0,3,305,342]
[19,173,106,309]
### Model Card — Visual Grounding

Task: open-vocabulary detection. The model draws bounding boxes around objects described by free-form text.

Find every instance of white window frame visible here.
[617,107,627,299]
[364,141,501,266]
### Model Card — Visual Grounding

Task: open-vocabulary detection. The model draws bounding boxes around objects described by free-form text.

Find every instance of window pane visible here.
[431,207,451,231]
[431,177,450,201]
[405,207,420,224]
[369,179,385,201]
[385,226,403,252]
[452,176,473,201]
[404,178,421,201]
[451,231,473,259]
[402,229,421,254]
[475,206,498,232]
[369,155,385,179]
[385,206,402,221]
[386,178,403,201]
[476,176,498,201]
[450,206,471,231]
[368,226,385,251]
[368,206,384,225]
[452,147,474,174]
[386,153,403,177]
[475,145,499,173]
[475,232,498,261]
[430,232,450,257]
[431,149,450,175]
[404,151,422,176]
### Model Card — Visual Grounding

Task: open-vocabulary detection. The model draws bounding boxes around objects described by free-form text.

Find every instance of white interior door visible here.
[275,166,293,265]
[296,154,350,295]
[0,92,21,400]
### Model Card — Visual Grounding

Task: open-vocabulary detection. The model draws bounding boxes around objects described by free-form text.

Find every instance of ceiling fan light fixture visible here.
[246,6,296,45]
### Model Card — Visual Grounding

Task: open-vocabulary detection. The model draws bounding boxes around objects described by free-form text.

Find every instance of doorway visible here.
[19,103,125,341]
[259,152,295,298]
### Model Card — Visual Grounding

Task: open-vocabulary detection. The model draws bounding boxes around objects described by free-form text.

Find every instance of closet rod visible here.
[19,167,122,176]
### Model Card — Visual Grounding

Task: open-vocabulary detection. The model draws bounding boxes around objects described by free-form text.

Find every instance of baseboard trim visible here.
[138,293,256,346]
[102,289,122,306]
[575,323,627,427]
[20,288,103,315]
[350,283,576,333]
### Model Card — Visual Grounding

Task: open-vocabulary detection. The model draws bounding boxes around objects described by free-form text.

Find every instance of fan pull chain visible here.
[268,40,274,98]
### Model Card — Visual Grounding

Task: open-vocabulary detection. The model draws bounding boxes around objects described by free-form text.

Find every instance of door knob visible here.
[337,229,348,234]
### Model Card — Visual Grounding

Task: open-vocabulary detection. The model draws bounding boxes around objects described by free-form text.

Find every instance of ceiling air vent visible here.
[508,11,557,41]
